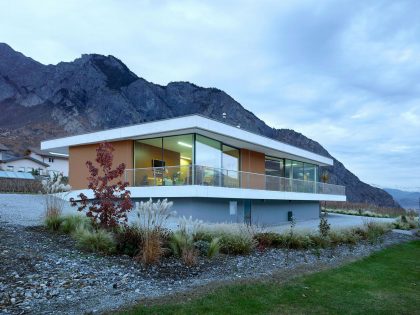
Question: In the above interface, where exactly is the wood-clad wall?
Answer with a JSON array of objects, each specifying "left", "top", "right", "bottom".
[
  {"left": 240, "top": 149, "right": 265, "bottom": 189},
  {"left": 69, "top": 140, "right": 134, "bottom": 189}
]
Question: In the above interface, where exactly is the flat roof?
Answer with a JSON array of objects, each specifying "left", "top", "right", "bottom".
[{"left": 41, "top": 114, "right": 333, "bottom": 166}]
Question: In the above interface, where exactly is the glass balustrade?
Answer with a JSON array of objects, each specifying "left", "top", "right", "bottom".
[{"left": 124, "top": 165, "right": 345, "bottom": 196}]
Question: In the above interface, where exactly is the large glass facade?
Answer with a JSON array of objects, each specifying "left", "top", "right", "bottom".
[{"left": 133, "top": 133, "right": 319, "bottom": 189}]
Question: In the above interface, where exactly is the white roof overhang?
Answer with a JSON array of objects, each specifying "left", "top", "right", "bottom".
[{"left": 41, "top": 115, "right": 333, "bottom": 166}]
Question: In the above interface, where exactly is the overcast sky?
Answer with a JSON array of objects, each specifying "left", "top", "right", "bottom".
[{"left": 1, "top": 0, "right": 419, "bottom": 190}]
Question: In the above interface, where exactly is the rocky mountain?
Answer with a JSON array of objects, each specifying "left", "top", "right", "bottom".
[
  {"left": 0, "top": 43, "right": 399, "bottom": 207},
  {"left": 384, "top": 188, "right": 419, "bottom": 210}
]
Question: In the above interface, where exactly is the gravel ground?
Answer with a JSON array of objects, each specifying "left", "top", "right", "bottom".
[{"left": 0, "top": 221, "right": 416, "bottom": 315}]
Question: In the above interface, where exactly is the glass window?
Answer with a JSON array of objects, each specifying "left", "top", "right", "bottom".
[
  {"left": 195, "top": 135, "right": 221, "bottom": 168},
  {"left": 284, "top": 159, "right": 292, "bottom": 179},
  {"left": 303, "top": 163, "right": 317, "bottom": 182},
  {"left": 265, "top": 157, "right": 284, "bottom": 177},
  {"left": 265, "top": 157, "right": 284, "bottom": 190},
  {"left": 222, "top": 145, "right": 239, "bottom": 187},
  {"left": 134, "top": 137, "right": 163, "bottom": 186},
  {"left": 222, "top": 145, "right": 239, "bottom": 171},
  {"left": 195, "top": 135, "right": 222, "bottom": 186},
  {"left": 292, "top": 161, "right": 304, "bottom": 180},
  {"left": 134, "top": 138, "right": 163, "bottom": 168},
  {"left": 163, "top": 134, "right": 193, "bottom": 185}
]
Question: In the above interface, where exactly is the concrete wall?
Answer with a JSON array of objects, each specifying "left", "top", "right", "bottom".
[
  {"left": 69, "top": 140, "right": 134, "bottom": 189},
  {"left": 132, "top": 197, "right": 320, "bottom": 225}
]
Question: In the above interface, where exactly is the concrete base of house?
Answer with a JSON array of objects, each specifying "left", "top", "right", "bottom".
[{"left": 132, "top": 197, "right": 321, "bottom": 226}]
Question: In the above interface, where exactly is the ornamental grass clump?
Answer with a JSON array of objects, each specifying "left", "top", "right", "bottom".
[
  {"left": 135, "top": 198, "right": 175, "bottom": 265},
  {"left": 73, "top": 226, "right": 116, "bottom": 254},
  {"left": 60, "top": 215, "right": 92, "bottom": 234},
  {"left": 170, "top": 216, "right": 202, "bottom": 266},
  {"left": 42, "top": 173, "right": 71, "bottom": 231},
  {"left": 195, "top": 223, "right": 256, "bottom": 255}
]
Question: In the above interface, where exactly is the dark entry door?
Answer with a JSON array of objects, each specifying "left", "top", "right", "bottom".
[{"left": 244, "top": 200, "right": 252, "bottom": 225}]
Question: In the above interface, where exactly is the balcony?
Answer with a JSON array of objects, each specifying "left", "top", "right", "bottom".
[{"left": 124, "top": 165, "right": 345, "bottom": 196}]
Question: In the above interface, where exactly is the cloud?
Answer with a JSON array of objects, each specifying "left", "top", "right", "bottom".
[{"left": 0, "top": 0, "right": 419, "bottom": 189}]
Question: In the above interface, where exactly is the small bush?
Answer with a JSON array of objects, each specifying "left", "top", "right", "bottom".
[
  {"left": 207, "top": 238, "right": 220, "bottom": 258},
  {"left": 319, "top": 216, "right": 331, "bottom": 238},
  {"left": 114, "top": 226, "right": 143, "bottom": 257},
  {"left": 196, "top": 224, "right": 256, "bottom": 255},
  {"left": 170, "top": 231, "right": 199, "bottom": 266},
  {"left": 308, "top": 234, "right": 329, "bottom": 248},
  {"left": 194, "top": 240, "right": 210, "bottom": 256},
  {"left": 254, "top": 232, "right": 286, "bottom": 249},
  {"left": 364, "top": 221, "right": 390, "bottom": 243},
  {"left": 44, "top": 214, "right": 63, "bottom": 232},
  {"left": 60, "top": 215, "right": 91, "bottom": 234},
  {"left": 73, "top": 226, "right": 116, "bottom": 254}
]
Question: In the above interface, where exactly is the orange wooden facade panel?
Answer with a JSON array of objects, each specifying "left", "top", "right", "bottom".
[
  {"left": 240, "top": 149, "right": 265, "bottom": 189},
  {"left": 69, "top": 140, "right": 134, "bottom": 189}
]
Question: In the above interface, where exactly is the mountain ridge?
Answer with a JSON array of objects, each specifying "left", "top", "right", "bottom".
[{"left": 0, "top": 43, "right": 399, "bottom": 207}]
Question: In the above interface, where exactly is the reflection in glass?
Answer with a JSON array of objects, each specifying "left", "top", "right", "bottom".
[
  {"left": 134, "top": 138, "right": 163, "bottom": 186},
  {"left": 195, "top": 135, "right": 222, "bottom": 186},
  {"left": 265, "top": 157, "right": 284, "bottom": 190},
  {"left": 163, "top": 134, "right": 193, "bottom": 185},
  {"left": 222, "top": 144, "right": 240, "bottom": 187}
]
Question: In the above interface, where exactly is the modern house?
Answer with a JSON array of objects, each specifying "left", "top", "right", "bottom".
[{"left": 41, "top": 115, "right": 346, "bottom": 224}]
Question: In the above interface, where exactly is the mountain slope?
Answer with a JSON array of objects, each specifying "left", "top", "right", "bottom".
[
  {"left": 385, "top": 188, "right": 419, "bottom": 210},
  {"left": 0, "top": 43, "right": 399, "bottom": 207}
]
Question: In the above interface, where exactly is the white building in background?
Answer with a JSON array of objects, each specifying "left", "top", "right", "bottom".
[
  {"left": 26, "top": 147, "right": 69, "bottom": 176},
  {"left": 0, "top": 145, "right": 69, "bottom": 176},
  {"left": 0, "top": 156, "right": 50, "bottom": 174}
]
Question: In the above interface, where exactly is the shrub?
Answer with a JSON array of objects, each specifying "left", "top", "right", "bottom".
[
  {"left": 60, "top": 215, "right": 91, "bottom": 234},
  {"left": 254, "top": 232, "right": 286, "bottom": 249},
  {"left": 194, "top": 240, "right": 210, "bottom": 256},
  {"left": 44, "top": 214, "right": 63, "bottom": 232},
  {"left": 319, "top": 216, "right": 331, "bottom": 238},
  {"left": 73, "top": 226, "right": 116, "bottom": 254},
  {"left": 207, "top": 237, "right": 220, "bottom": 258},
  {"left": 308, "top": 234, "right": 328, "bottom": 248},
  {"left": 70, "top": 142, "right": 133, "bottom": 229},
  {"left": 114, "top": 225, "right": 143, "bottom": 257}
]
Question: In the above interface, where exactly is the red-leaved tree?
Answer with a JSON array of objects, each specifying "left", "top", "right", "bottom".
[{"left": 70, "top": 142, "right": 133, "bottom": 228}]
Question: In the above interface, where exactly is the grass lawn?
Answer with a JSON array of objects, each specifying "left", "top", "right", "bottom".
[{"left": 122, "top": 240, "right": 420, "bottom": 315}]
